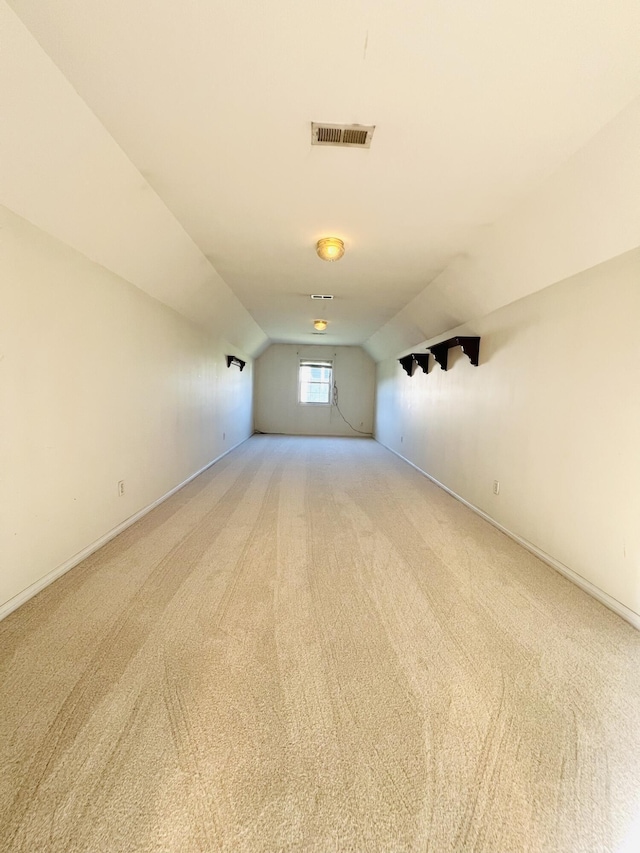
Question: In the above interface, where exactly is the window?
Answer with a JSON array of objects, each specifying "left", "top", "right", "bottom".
[{"left": 298, "top": 359, "right": 333, "bottom": 404}]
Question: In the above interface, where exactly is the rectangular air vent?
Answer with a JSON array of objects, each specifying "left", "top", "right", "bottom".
[
  {"left": 343, "top": 128, "right": 369, "bottom": 145},
  {"left": 310, "top": 294, "right": 334, "bottom": 300},
  {"left": 311, "top": 123, "right": 375, "bottom": 148},
  {"left": 317, "top": 126, "right": 342, "bottom": 144}
]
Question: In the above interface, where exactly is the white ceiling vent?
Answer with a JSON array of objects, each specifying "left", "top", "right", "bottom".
[
  {"left": 310, "top": 294, "right": 334, "bottom": 300},
  {"left": 311, "top": 123, "right": 375, "bottom": 149}
]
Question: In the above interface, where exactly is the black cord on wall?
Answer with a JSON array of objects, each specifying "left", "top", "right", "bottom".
[{"left": 332, "top": 382, "right": 373, "bottom": 436}]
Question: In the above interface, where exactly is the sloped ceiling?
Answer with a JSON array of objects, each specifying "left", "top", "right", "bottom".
[{"left": 4, "top": 0, "right": 640, "bottom": 358}]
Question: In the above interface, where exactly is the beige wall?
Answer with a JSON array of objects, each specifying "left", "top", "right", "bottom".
[
  {"left": 365, "top": 97, "right": 640, "bottom": 362},
  {"left": 1, "top": 207, "right": 254, "bottom": 614},
  {"left": 375, "top": 248, "right": 640, "bottom": 619},
  {"left": 255, "top": 344, "right": 375, "bottom": 436}
]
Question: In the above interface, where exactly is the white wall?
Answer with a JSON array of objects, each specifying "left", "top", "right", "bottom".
[
  {"left": 365, "top": 95, "right": 640, "bottom": 362},
  {"left": 255, "top": 344, "right": 375, "bottom": 436},
  {"left": 0, "top": 206, "right": 254, "bottom": 614},
  {"left": 0, "top": 2, "right": 268, "bottom": 357},
  {"left": 375, "top": 248, "right": 640, "bottom": 619}
]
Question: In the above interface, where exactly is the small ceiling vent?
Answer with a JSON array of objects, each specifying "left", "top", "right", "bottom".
[
  {"left": 310, "top": 294, "right": 334, "bottom": 300},
  {"left": 311, "top": 123, "right": 375, "bottom": 149}
]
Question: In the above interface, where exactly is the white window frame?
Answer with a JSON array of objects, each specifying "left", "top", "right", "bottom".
[{"left": 298, "top": 359, "right": 333, "bottom": 405}]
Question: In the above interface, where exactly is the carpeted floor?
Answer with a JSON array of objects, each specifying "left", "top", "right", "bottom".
[{"left": 1, "top": 435, "right": 640, "bottom": 852}]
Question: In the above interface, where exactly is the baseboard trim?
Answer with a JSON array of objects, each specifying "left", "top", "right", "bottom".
[
  {"left": 383, "top": 444, "right": 640, "bottom": 632},
  {"left": 0, "top": 438, "right": 250, "bottom": 623}
]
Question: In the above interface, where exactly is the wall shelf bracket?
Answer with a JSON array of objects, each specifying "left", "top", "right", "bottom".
[
  {"left": 398, "top": 353, "right": 430, "bottom": 376},
  {"left": 413, "top": 354, "right": 430, "bottom": 374},
  {"left": 226, "top": 355, "right": 246, "bottom": 371},
  {"left": 398, "top": 355, "right": 415, "bottom": 376},
  {"left": 428, "top": 336, "right": 480, "bottom": 371}
]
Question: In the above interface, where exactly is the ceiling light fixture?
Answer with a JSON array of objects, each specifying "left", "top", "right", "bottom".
[
  {"left": 316, "top": 237, "right": 345, "bottom": 262},
  {"left": 313, "top": 319, "right": 328, "bottom": 331}
]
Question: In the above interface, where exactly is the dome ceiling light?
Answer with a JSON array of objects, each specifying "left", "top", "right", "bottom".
[
  {"left": 313, "top": 319, "right": 328, "bottom": 331},
  {"left": 316, "top": 237, "right": 345, "bottom": 262}
]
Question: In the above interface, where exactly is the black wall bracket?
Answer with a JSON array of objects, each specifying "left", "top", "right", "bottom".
[
  {"left": 398, "top": 355, "right": 414, "bottom": 376},
  {"left": 226, "top": 355, "right": 246, "bottom": 371},
  {"left": 398, "top": 353, "right": 430, "bottom": 376},
  {"left": 428, "top": 336, "right": 480, "bottom": 371}
]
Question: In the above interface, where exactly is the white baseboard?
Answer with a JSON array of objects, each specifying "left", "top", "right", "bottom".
[
  {"left": 0, "top": 438, "right": 250, "bottom": 623},
  {"left": 383, "top": 445, "right": 640, "bottom": 632}
]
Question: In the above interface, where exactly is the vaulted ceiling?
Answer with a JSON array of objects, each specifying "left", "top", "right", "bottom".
[{"left": 4, "top": 1, "right": 640, "bottom": 358}]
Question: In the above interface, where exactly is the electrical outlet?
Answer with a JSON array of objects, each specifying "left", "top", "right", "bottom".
[
  {"left": 118, "top": 480, "right": 125, "bottom": 497},
  {"left": 493, "top": 480, "right": 500, "bottom": 495}
]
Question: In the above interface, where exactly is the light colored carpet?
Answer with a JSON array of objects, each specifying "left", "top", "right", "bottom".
[{"left": 1, "top": 435, "right": 640, "bottom": 852}]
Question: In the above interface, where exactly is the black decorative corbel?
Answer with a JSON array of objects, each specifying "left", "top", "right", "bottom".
[
  {"left": 428, "top": 336, "right": 480, "bottom": 371},
  {"left": 226, "top": 355, "right": 246, "bottom": 371},
  {"left": 429, "top": 342, "right": 450, "bottom": 371},
  {"left": 413, "top": 354, "right": 430, "bottom": 374},
  {"left": 398, "top": 353, "right": 431, "bottom": 376},
  {"left": 399, "top": 355, "right": 416, "bottom": 376}
]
